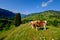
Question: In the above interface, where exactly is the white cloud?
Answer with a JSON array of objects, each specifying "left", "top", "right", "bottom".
[
  {"left": 48, "top": 0, "right": 53, "bottom": 3},
  {"left": 42, "top": 0, "right": 53, "bottom": 7},
  {"left": 42, "top": 2, "right": 48, "bottom": 7}
]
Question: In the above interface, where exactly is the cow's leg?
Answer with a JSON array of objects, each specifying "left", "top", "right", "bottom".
[
  {"left": 31, "top": 25, "right": 34, "bottom": 29},
  {"left": 43, "top": 24, "right": 46, "bottom": 30},
  {"left": 36, "top": 27, "right": 38, "bottom": 31}
]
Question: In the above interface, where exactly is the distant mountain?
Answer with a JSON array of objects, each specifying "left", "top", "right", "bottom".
[
  {"left": 21, "top": 14, "right": 26, "bottom": 18},
  {"left": 0, "top": 8, "right": 15, "bottom": 19}
]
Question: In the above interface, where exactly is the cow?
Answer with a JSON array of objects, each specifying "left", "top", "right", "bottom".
[{"left": 30, "top": 20, "right": 47, "bottom": 31}]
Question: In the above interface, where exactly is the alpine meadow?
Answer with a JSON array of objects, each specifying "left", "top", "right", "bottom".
[{"left": 0, "top": 0, "right": 60, "bottom": 40}]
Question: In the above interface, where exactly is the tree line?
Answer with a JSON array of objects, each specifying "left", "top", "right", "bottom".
[{"left": 0, "top": 13, "right": 22, "bottom": 30}]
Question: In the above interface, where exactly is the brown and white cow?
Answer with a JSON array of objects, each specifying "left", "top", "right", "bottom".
[{"left": 30, "top": 20, "right": 47, "bottom": 31}]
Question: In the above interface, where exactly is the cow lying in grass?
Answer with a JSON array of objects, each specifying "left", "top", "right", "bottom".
[{"left": 30, "top": 20, "right": 47, "bottom": 31}]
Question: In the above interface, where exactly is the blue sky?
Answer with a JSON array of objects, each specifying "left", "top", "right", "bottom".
[{"left": 0, "top": 0, "right": 60, "bottom": 14}]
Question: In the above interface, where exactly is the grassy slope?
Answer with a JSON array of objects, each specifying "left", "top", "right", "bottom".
[{"left": 0, "top": 23, "right": 60, "bottom": 40}]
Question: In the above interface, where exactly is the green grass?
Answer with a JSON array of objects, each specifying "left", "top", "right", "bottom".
[{"left": 0, "top": 23, "right": 60, "bottom": 40}]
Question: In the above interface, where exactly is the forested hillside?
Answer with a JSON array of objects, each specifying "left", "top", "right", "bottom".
[{"left": 22, "top": 10, "right": 60, "bottom": 26}]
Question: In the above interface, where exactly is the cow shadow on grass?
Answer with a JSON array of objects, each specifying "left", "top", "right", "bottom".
[{"left": 38, "top": 28, "right": 48, "bottom": 30}]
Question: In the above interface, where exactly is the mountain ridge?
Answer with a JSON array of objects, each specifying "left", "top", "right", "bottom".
[
  {"left": 22, "top": 10, "right": 60, "bottom": 25},
  {"left": 0, "top": 8, "right": 15, "bottom": 19}
]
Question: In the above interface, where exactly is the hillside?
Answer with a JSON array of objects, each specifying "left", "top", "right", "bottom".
[
  {"left": 0, "top": 8, "right": 15, "bottom": 19},
  {"left": 22, "top": 10, "right": 60, "bottom": 26},
  {"left": 22, "top": 10, "right": 60, "bottom": 21},
  {"left": 0, "top": 8, "right": 27, "bottom": 19},
  {"left": 0, "top": 8, "right": 25, "bottom": 31},
  {"left": 0, "top": 23, "right": 60, "bottom": 40}
]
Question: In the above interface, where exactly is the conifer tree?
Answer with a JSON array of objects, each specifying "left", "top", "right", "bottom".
[{"left": 14, "top": 13, "right": 21, "bottom": 26}]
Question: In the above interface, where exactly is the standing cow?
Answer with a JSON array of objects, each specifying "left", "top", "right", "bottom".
[{"left": 30, "top": 20, "right": 47, "bottom": 31}]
